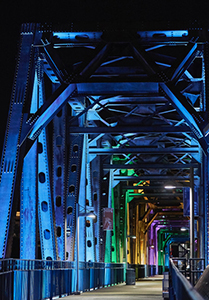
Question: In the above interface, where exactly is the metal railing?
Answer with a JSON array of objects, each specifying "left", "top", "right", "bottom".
[
  {"left": 0, "top": 259, "right": 125, "bottom": 300},
  {"left": 169, "top": 259, "right": 204, "bottom": 300},
  {"left": 171, "top": 257, "right": 205, "bottom": 285},
  {"left": 128, "top": 263, "right": 160, "bottom": 279}
]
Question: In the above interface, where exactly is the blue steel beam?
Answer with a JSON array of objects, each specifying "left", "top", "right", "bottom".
[
  {"left": 66, "top": 135, "right": 84, "bottom": 261},
  {"left": 37, "top": 69, "right": 57, "bottom": 260},
  {"left": 41, "top": 43, "right": 69, "bottom": 83},
  {"left": 89, "top": 147, "right": 199, "bottom": 154},
  {"left": 21, "top": 43, "right": 113, "bottom": 149},
  {"left": 1, "top": 25, "right": 207, "bottom": 265},
  {"left": 27, "top": 83, "right": 77, "bottom": 141},
  {"left": 68, "top": 125, "right": 192, "bottom": 134},
  {"left": 86, "top": 161, "right": 96, "bottom": 262},
  {"left": 78, "top": 135, "right": 88, "bottom": 263},
  {"left": 20, "top": 142, "right": 37, "bottom": 259},
  {"left": 169, "top": 42, "right": 198, "bottom": 83},
  {"left": 91, "top": 156, "right": 102, "bottom": 262},
  {"left": 202, "top": 44, "right": 209, "bottom": 263},
  {"left": 52, "top": 105, "right": 66, "bottom": 260},
  {"left": 20, "top": 71, "right": 39, "bottom": 259},
  {"left": 130, "top": 42, "right": 208, "bottom": 152},
  {"left": 79, "top": 43, "right": 112, "bottom": 80},
  {"left": 77, "top": 82, "right": 159, "bottom": 95},
  {"left": 0, "top": 26, "right": 36, "bottom": 258},
  {"left": 160, "top": 83, "right": 204, "bottom": 140}
]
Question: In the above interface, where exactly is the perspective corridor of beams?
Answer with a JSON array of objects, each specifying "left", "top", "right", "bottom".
[{"left": 0, "top": 23, "right": 208, "bottom": 265}]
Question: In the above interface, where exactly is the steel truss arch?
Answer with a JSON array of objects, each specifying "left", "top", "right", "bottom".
[{"left": 1, "top": 23, "right": 209, "bottom": 265}]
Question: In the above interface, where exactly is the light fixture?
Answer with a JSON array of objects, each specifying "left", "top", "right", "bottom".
[
  {"left": 127, "top": 235, "right": 136, "bottom": 239},
  {"left": 164, "top": 183, "right": 176, "bottom": 189},
  {"left": 180, "top": 227, "right": 188, "bottom": 232}
]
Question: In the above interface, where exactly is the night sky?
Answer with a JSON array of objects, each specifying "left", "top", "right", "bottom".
[{"left": 1, "top": 0, "right": 208, "bottom": 152}]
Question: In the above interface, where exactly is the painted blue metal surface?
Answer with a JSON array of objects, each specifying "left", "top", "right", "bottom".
[
  {"left": 90, "top": 155, "right": 102, "bottom": 262},
  {"left": 28, "top": 83, "right": 76, "bottom": 141},
  {"left": 37, "top": 68, "right": 57, "bottom": 260},
  {"left": 86, "top": 156, "right": 96, "bottom": 262},
  {"left": 1, "top": 24, "right": 209, "bottom": 280},
  {"left": 53, "top": 105, "right": 66, "bottom": 260},
  {"left": 66, "top": 135, "right": 84, "bottom": 261},
  {"left": 0, "top": 28, "right": 36, "bottom": 258},
  {"left": 20, "top": 142, "right": 37, "bottom": 259},
  {"left": 20, "top": 71, "right": 39, "bottom": 259},
  {"left": 0, "top": 259, "right": 125, "bottom": 299},
  {"left": 78, "top": 136, "right": 87, "bottom": 263}
]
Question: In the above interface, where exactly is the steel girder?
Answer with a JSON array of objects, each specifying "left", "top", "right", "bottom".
[
  {"left": 20, "top": 70, "right": 39, "bottom": 259},
  {"left": 1, "top": 23, "right": 209, "bottom": 264},
  {"left": 202, "top": 44, "right": 209, "bottom": 264},
  {"left": 20, "top": 142, "right": 37, "bottom": 259},
  {"left": 37, "top": 64, "right": 57, "bottom": 260},
  {"left": 66, "top": 135, "right": 83, "bottom": 261},
  {"left": 52, "top": 105, "right": 66, "bottom": 260},
  {"left": 0, "top": 25, "right": 37, "bottom": 258}
]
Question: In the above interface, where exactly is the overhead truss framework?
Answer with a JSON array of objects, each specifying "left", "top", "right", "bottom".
[{"left": 0, "top": 23, "right": 209, "bottom": 262}]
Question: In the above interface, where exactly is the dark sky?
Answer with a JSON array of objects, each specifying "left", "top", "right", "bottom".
[{"left": 1, "top": 0, "right": 208, "bottom": 149}]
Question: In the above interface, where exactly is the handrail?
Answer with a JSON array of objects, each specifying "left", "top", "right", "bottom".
[
  {"left": 0, "top": 259, "right": 125, "bottom": 299},
  {"left": 170, "top": 259, "right": 204, "bottom": 300}
]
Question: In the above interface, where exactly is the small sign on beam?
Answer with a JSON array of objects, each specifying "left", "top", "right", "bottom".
[{"left": 103, "top": 208, "right": 113, "bottom": 230}]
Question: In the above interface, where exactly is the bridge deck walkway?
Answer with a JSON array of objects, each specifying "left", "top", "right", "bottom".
[{"left": 64, "top": 275, "right": 163, "bottom": 300}]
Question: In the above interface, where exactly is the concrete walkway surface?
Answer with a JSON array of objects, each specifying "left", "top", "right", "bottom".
[{"left": 62, "top": 277, "right": 163, "bottom": 300}]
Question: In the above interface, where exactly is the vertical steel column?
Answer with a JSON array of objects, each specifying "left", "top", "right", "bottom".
[
  {"left": 78, "top": 134, "right": 86, "bottom": 262},
  {"left": 190, "top": 167, "right": 195, "bottom": 259},
  {"left": 76, "top": 202, "right": 80, "bottom": 293},
  {"left": 126, "top": 192, "right": 130, "bottom": 264},
  {"left": 203, "top": 43, "right": 209, "bottom": 263},
  {"left": 20, "top": 142, "right": 37, "bottom": 259},
  {"left": 66, "top": 135, "right": 83, "bottom": 261},
  {"left": 104, "top": 168, "right": 113, "bottom": 262},
  {"left": 20, "top": 70, "right": 38, "bottom": 259},
  {"left": 0, "top": 25, "right": 36, "bottom": 258},
  {"left": 86, "top": 147, "right": 95, "bottom": 262},
  {"left": 53, "top": 104, "right": 66, "bottom": 260},
  {"left": 91, "top": 155, "right": 101, "bottom": 262},
  {"left": 111, "top": 187, "right": 117, "bottom": 263},
  {"left": 37, "top": 61, "right": 57, "bottom": 260}
]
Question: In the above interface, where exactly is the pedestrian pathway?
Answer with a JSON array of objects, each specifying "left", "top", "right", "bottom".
[{"left": 63, "top": 276, "right": 163, "bottom": 300}]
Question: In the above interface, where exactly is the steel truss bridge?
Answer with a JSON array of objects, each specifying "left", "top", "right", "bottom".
[{"left": 1, "top": 23, "right": 209, "bottom": 278}]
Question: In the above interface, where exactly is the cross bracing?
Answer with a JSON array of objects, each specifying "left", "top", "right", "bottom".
[{"left": 0, "top": 23, "right": 209, "bottom": 266}]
